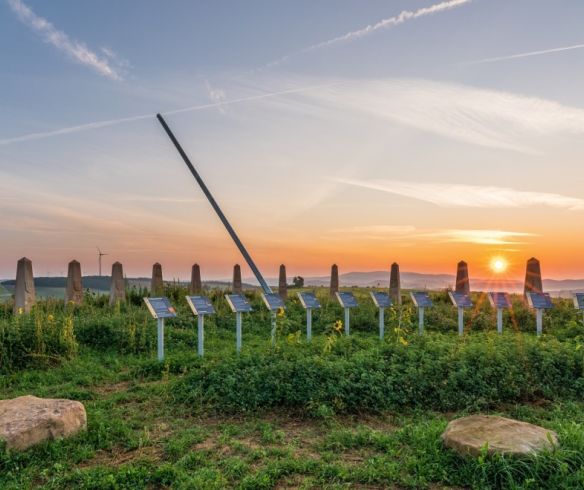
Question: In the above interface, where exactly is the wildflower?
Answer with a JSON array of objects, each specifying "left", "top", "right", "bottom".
[
  {"left": 18, "top": 307, "right": 24, "bottom": 315},
  {"left": 399, "top": 337, "right": 409, "bottom": 347},
  {"left": 334, "top": 320, "right": 343, "bottom": 332},
  {"left": 277, "top": 307, "right": 285, "bottom": 318},
  {"left": 48, "top": 314, "right": 54, "bottom": 322}
]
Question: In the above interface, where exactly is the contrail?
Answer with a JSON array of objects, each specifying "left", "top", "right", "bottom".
[
  {"left": 265, "top": 0, "right": 472, "bottom": 68},
  {"left": 6, "top": 0, "right": 123, "bottom": 80},
  {"left": 0, "top": 82, "right": 341, "bottom": 146},
  {"left": 464, "top": 43, "right": 584, "bottom": 65}
]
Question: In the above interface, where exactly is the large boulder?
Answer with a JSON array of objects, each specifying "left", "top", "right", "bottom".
[
  {"left": 442, "top": 415, "right": 558, "bottom": 457},
  {"left": 0, "top": 395, "right": 87, "bottom": 451}
]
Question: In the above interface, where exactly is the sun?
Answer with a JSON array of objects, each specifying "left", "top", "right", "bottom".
[{"left": 490, "top": 257, "right": 508, "bottom": 274}]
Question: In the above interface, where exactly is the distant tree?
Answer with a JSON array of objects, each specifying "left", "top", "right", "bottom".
[{"left": 292, "top": 276, "right": 304, "bottom": 288}]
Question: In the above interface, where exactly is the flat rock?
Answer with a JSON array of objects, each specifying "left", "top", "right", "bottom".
[
  {"left": 442, "top": 415, "right": 558, "bottom": 457},
  {"left": 0, "top": 395, "right": 87, "bottom": 451}
]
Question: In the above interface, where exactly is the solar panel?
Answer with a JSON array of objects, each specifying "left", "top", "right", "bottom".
[
  {"left": 261, "top": 292, "right": 286, "bottom": 311},
  {"left": 448, "top": 291, "right": 473, "bottom": 309},
  {"left": 410, "top": 291, "right": 433, "bottom": 308},
  {"left": 526, "top": 292, "right": 553, "bottom": 310},
  {"left": 186, "top": 295, "right": 216, "bottom": 315},
  {"left": 297, "top": 292, "right": 321, "bottom": 309},
  {"left": 370, "top": 291, "right": 392, "bottom": 308},
  {"left": 488, "top": 292, "right": 512, "bottom": 309},
  {"left": 144, "top": 297, "right": 177, "bottom": 319},
  {"left": 225, "top": 294, "right": 253, "bottom": 313},
  {"left": 573, "top": 293, "right": 584, "bottom": 310},
  {"left": 336, "top": 291, "right": 359, "bottom": 308}
]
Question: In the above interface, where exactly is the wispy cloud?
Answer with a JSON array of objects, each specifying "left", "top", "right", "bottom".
[
  {"left": 7, "top": 0, "right": 125, "bottom": 80},
  {"left": 464, "top": 43, "right": 584, "bottom": 65},
  {"left": 305, "top": 78, "right": 584, "bottom": 153},
  {"left": 335, "top": 178, "right": 584, "bottom": 211},
  {"left": 419, "top": 229, "right": 538, "bottom": 245},
  {"left": 266, "top": 0, "right": 471, "bottom": 68}
]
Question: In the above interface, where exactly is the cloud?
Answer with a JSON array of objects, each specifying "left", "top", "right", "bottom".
[
  {"left": 335, "top": 178, "right": 584, "bottom": 211},
  {"left": 7, "top": 0, "right": 125, "bottom": 80},
  {"left": 303, "top": 78, "right": 584, "bottom": 153},
  {"left": 464, "top": 43, "right": 584, "bottom": 65},
  {"left": 419, "top": 229, "right": 538, "bottom": 245},
  {"left": 265, "top": 0, "right": 471, "bottom": 68}
]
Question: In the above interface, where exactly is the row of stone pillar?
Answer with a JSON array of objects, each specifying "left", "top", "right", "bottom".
[{"left": 9, "top": 256, "right": 545, "bottom": 314}]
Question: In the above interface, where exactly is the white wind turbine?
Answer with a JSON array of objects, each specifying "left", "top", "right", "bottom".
[{"left": 97, "top": 247, "right": 108, "bottom": 277}]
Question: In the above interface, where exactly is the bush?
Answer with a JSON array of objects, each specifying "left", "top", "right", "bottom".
[{"left": 171, "top": 333, "right": 584, "bottom": 414}]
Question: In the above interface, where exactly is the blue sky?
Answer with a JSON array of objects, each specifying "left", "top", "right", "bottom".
[{"left": 2, "top": 0, "right": 584, "bottom": 280}]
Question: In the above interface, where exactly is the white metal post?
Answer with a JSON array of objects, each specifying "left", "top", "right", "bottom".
[
  {"left": 458, "top": 307, "right": 464, "bottom": 336},
  {"left": 236, "top": 312, "right": 242, "bottom": 352},
  {"left": 197, "top": 314, "right": 204, "bottom": 357},
  {"left": 306, "top": 308, "right": 312, "bottom": 341},
  {"left": 418, "top": 307, "right": 424, "bottom": 336},
  {"left": 344, "top": 307, "right": 350, "bottom": 336},
  {"left": 271, "top": 310, "right": 277, "bottom": 346},
  {"left": 536, "top": 309, "right": 543, "bottom": 336},
  {"left": 497, "top": 308, "right": 503, "bottom": 334},
  {"left": 157, "top": 318, "right": 164, "bottom": 361},
  {"left": 379, "top": 307, "right": 385, "bottom": 340}
]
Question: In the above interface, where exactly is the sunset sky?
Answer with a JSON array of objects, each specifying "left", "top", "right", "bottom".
[{"left": 2, "top": 0, "right": 584, "bottom": 281}]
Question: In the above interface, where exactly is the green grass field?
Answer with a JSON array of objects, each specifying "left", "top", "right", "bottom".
[{"left": 1, "top": 287, "right": 583, "bottom": 489}]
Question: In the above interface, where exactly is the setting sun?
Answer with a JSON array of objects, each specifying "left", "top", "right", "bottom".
[{"left": 490, "top": 257, "right": 508, "bottom": 274}]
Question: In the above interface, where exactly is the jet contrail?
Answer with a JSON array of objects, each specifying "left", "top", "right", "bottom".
[
  {"left": 264, "top": 0, "right": 472, "bottom": 68},
  {"left": 464, "top": 43, "right": 584, "bottom": 65},
  {"left": 0, "top": 82, "right": 341, "bottom": 146}
]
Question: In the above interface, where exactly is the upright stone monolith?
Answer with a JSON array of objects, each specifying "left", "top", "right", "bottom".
[
  {"left": 14, "top": 257, "right": 35, "bottom": 314},
  {"left": 109, "top": 262, "right": 126, "bottom": 306},
  {"left": 330, "top": 264, "right": 339, "bottom": 297},
  {"left": 278, "top": 264, "right": 287, "bottom": 299},
  {"left": 151, "top": 263, "right": 163, "bottom": 296},
  {"left": 233, "top": 264, "right": 242, "bottom": 294},
  {"left": 455, "top": 261, "right": 470, "bottom": 295},
  {"left": 389, "top": 262, "right": 402, "bottom": 305},
  {"left": 66, "top": 260, "right": 83, "bottom": 304},
  {"left": 524, "top": 257, "right": 543, "bottom": 295},
  {"left": 190, "top": 264, "right": 202, "bottom": 294}
]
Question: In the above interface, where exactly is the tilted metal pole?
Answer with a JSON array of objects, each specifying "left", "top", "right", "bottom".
[{"left": 157, "top": 113, "right": 272, "bottom": 295}]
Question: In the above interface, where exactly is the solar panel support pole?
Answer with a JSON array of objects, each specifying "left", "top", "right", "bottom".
[
  {"left": 236, "top": 312, "right": 242, "bottom": 352},
  {"left": 458, "top": 307, "right": 464, "bottom": 336},
  {"left": 271, "top": 311, "right": 276, "bottom": 346},
  {"left": 157, "top": 114, "right": 272, "bottom": 295},
  {"left": 497, "top": 308, "right": 503, "bottom": 334},
  {"left": 157, "top": 318, "right": 164, "bottom": 361},
  {"left": 378, "top": 307, "right": 385, "bottom": 340},
  {"left": 344, "top": 308, "right": 350, "bottom": 336},
  {"left": 197, "top": 315, "right": 204, "bottom": 357},
  {"left": 418, "top": 307, "right": 424, "bottom": 336},
  {"left": 306, "top": 308, "right": 312, "bottom": 341},
  {"left": 536, "top": 309, "right": 543, "bottom": 336}
]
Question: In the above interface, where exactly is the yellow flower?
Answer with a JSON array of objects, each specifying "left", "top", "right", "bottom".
[
  {"left": 277, "top": 307, "right": 285, "bottom": 318},
  {"left": 48, "top": 314, "right": 54, "bottom": 321},
  {"left": 18, "top": 307, "right": 24, "bottom": 315},
  {"left": 334, "top": 320, "right": 343, "bottom": 332},
  {"left": 399, "top": 337, "right": 409, "bottom": 347}
]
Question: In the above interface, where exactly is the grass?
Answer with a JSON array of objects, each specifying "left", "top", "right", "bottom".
[{"left": 1, "top": 287, "right": 584, "bottom": 488}]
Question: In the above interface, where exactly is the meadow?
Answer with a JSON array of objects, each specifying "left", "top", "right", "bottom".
[{"left": 1, "top": 286, "right": 583, "bottom": 489}]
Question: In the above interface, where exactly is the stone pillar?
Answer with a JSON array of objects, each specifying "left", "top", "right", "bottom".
[
  {"left": 278, "top": 264, "right": 287, "bottom": 299},
  {"left": 14, "top": 257, "right": 35, "bottom": 314},
  {"left": 66, "top": 260, "right": 83, "bottom": 304},
  {"left": 151, "top": 263, "right": 163, "bottom": 296},
  {"left": 330, "top": 264, "right": 339, "bottom": 297},
  {"left": 389, "top": 262, "right": 401, "bottom": 305},
  {"left": 455, "top": 261, "right": 470, "bottom": 295},
  {"left": 190, "top": 263, "right": 202, "bottom": 294},
  {"left": 233, "top": 264, "right": 242, "bottom": 294},
  {"left": 524, "top": 257, "right": 543, "bottom": 295},
  {"left": 109, "top": 262, "right": 126, "bottom": 306}
]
